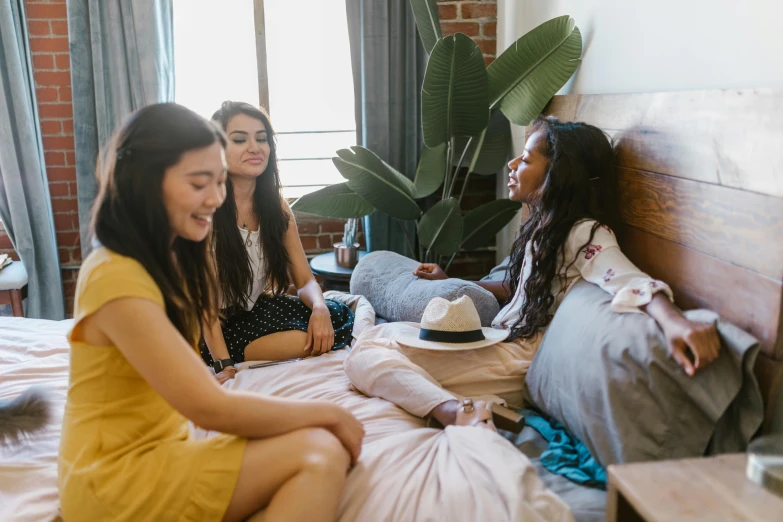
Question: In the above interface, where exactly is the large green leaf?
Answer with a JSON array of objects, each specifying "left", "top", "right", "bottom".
[
  {"left": 413, "top": 143, "right": 447, "bottom": 198},
  {"left": 487, "top": 16, "right": 582, "bottom": 126},
  {"left": 461, "top": 199, "right": 522, "bottom": 250},
  {"left": 409, "top": 0, "right": 441, "bottom": 54},
  {"left": 422, "top": 34, "right": 489, "bottom": 148},
  {"left": 333, "top": 146, "right": 421, "bottom": 220},
  {"left": 418, "top": 198, "right": 463, "bottom": 256},
  {"left": 453, "top": 109, "right": 511, "bottom": 175},
  {"left": 290, "top": 183, "right": 375, "bottom": 218}
]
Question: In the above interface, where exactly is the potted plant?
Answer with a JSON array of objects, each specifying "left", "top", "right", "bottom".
[{"left": 292, "top": 2, "right": 582, "bottom": 268}]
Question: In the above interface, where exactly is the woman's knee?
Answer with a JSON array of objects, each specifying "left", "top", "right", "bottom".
[{"left": 295, "top": 428, "right": 350, "bottom": 474}]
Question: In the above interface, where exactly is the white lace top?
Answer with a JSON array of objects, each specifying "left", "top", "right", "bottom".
[{"left": 492, "top": 219, "right": 673, "bottom": 330}]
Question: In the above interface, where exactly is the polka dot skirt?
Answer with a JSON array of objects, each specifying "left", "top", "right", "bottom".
[{"left": 200, "top": 295, "right": 355, "bottom": 364}]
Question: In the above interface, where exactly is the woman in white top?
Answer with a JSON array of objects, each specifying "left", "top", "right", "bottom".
[
  {"left": 347, "top": 117, "right": 721, "bottom": 428},
  {"left": 200, "top": 102, "right": 354, "bottom": 382}
]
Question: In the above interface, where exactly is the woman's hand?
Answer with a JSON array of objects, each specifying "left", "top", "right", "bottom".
[
  {"left": 215, "top": 366, "right": 236, "bottom": 385},
  {"left": 323, "top": 404, "right": 365, "bottom": 465},
  {"left": 413, "top": 263, "right": 448, "bottom": 280},
  {"left": 305, "top": 304, "right": 334, "bottom": 356},
  {"left": 663, "top": 319, "right": 721, "bottom": 376}
]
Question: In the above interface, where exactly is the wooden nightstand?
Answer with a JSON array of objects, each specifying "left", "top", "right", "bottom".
[{"left": 606, "top": 454, "right": 783, "bottom": 521}]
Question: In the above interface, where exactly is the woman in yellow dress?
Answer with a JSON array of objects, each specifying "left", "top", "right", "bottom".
[{"left": 58, "top": 103, "right": 364, "bottom": 521}]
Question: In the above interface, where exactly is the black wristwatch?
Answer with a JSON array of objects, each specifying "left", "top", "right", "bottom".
[{"left": 212, "top": 358, "right": 234, "bottom": 372}]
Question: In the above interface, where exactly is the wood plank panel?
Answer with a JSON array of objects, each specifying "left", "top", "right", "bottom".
[
  {"left": 544, "top": 90, "right": 783, "bottom": 197},
  {"left": 754, "top": 352, "right": 783, "bottom": 433},
  {"left": 616, "top": 168, "right": 783, "bottom": 280},
  {"left": 616, "top": 225, "right": 782, "bottom": 357}
]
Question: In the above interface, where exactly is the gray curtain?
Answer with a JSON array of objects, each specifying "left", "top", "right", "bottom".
[
  {"left": 346, "top": 0, "right": 426, "bottom": 257},
  {"left": 68, "top": 0, "right": 175, "bottom": 255},
  {"left": 0, "top": 0, "right": 65, "bottom": 319}
]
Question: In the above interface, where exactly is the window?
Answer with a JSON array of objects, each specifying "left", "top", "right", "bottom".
[{"left": 173, "top": 0, "right": 356, "bottom": 197}]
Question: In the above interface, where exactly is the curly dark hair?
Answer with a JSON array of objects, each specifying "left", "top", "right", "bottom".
[
  {"left": 505, "top": 116, "right": 617, "bottom": 341},
  {"left": 210, "top": 101, "right": 291, "bottom": 315}
]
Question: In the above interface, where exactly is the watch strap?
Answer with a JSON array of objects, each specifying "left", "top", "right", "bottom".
[{"left": 212, "top": 358, "right": 234, "bottom": 372}]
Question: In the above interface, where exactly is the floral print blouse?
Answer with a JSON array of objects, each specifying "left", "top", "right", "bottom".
[{"left": 492, "top": 219, "right": 673, "bottom": 330}]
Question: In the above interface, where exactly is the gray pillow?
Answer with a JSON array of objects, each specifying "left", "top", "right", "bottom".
[
  {"left": 525, "top": 280, "right": 764, "bottom": 468},
  {"left": 349, "top": 251, "right": 500, "bottom": 326}
]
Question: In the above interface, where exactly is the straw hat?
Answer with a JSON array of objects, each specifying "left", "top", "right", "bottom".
[{"left": 396, "top": 296, "right": 509, "bottom": 351}]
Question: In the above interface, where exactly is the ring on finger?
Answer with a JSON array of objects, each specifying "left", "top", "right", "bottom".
[{"left": 462, "top": 398, "right": 474, "bottom": 413}]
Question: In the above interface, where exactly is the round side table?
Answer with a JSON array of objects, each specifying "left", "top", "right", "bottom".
[{"left": 309, "top": 251, "right": 367, "bottom": 292}]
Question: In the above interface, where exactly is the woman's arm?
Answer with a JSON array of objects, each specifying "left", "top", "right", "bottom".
[
  {"left": 642, "top": 293, "right": 720, "bottom": 376},
  {"left": 412, "top": 263, "right": 510, "bottom": 303},
  {"left": 202, "top": 316, "right": 236, "bottom": 383},
  {"left": 282, "top": 201, "right": 334, "bottom": 355},
  {"left": 572, "top": 223, "right": 721, "bottom": 375},
  {"left": 88, "top": 297, "right": 363, "bottom": 459}
]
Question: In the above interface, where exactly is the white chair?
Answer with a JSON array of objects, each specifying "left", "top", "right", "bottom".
[{"left": 0, "top": 261, "right": 28, "bottom": 316}]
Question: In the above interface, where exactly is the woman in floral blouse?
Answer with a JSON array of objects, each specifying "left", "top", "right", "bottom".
[{"left": 346, "top": 117, "right": 721, "bottom": 429}]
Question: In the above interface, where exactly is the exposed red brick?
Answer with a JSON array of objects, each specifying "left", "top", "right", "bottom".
[
  {"left": 296, "top": 221, "right": 318, "bottom": 234},
  {"left": 484, "top": 56, "right": 495, "bottom": 67},
  {"left": 29, "top": 37, "right": 69, "bottom": 53},
  {"left": 440, "top": 22, "right": 480, "bottom": 37},
  {"left": 27, "top": 20, "right": 51, "bottom": 36},
  {"left": 53, "top": 212, "right": 77, "bottom": 232},
  {"left": 461, "top": 3, "right": 496, "bottom": 19},
  {"left": 438, "top": 4, "right": 457, "bottom": 20},
  {"left": 44, "top": 151, "right": 66, "bottom": 167},
  {"left": 61, "top": 119, "right": 73, "bottom": 134},
  {"left": 317, "top": 235, "right": 334, "bottom": 250},
  {"left": 65, "top": 151, "right": 76, "bottom": 166},
  {"left": 59, "top": 86, "right": 72, "bottom": 101},
  {"left": 38, "top": 103, "right": 72, "bottom": 118},
  {"left": 42, "top": 135, "right": 74, "bottom": 151},
  {"left": 51, "top": 197, "right": 78, "bottom": 213},
  {"left": 300, "top": 236, "right": 317, "bottom": 251},
  {"left": 36, "top": 86, "right": 58, "bottom": 102},
  {"left": 46, "top": 166, "right": 76, "bottom": 181},
  {"left": 56, "top": 230, "right": 80, "bottom": 247},
  {"left": 33, "top": 70, "right": 71, "bottom": 86},
  {"left": 32, "top": 54, "right": 54, "bottom": 69},
  {"left": 49, "top": 182, "right": 70, "bottom": 197},
  {"left": 24, "top": 3, "right": 67, "bottom": 20},
  {"left": 474, "top": 38, "right": 496, "bottom": 55},
  {"left": 50, "top": 20, "right": 69, "bottom": 35},
  {"left": 319, "top": 220, "right": 347, "bottom": 234},
  {"left": 483, "top": 21, "right": 497, "bottom": 37},
  {"left": 0, "top": 234, "right": 13, "bottom": 249},
  {"left": 54, "top": 54, "right": 70, "bottom": 69}
]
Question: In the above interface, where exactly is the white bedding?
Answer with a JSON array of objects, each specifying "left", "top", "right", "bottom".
[{"left": 0, "top": 294, "right": 573, "bottom": 522}]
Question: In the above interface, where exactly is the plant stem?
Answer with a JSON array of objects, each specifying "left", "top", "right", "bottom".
[
  {"left": 458, "top": 170, "right": 472, "bottom": 203},
  {"left": 444, "top": 251, "right": 458, "bottom": 272},
  {"left": 396, "top": 219, "right": 417, "bottom": 259},
  {"left": 443, "top": 137, "right": 455, "bottom": 200},
  {"left": 450, "top": 138, "right": 472, "bottom": 197}
]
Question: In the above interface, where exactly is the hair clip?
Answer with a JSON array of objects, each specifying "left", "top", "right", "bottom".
[
  {"left": 588, "top": 177, "right": 599, "bottom": 182},
  {"left": 116, "top": 147, "right": 133, "bottom": 160}
]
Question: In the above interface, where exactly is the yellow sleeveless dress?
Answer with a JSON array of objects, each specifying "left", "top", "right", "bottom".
[{"left": 58, "top": 248, "right": 247, "bottom": 521}]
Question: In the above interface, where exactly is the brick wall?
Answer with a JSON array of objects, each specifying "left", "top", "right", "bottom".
[
  {"left": 439, "top": 0, "right": 499, "bottom": 279},
  {"left": 4, "top": 0, "right": 498, "bottom": 316}
]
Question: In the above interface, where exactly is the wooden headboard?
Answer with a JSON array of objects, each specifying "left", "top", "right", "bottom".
[{"left": 543, "top": 89, "right": 783, "bottom": 431}]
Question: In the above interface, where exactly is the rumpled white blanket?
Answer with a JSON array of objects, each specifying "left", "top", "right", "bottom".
[{"left": 0, "top": 293, "right": 572, "bottom": 522}]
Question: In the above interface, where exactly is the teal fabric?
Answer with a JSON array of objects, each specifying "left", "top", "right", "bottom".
[
  {"left": 346, "top": 0, "right": 425, "bottom": 256},
  {"left": 522, "top": 409, "right": 607, "bottom": 489},
  {"left": 0, "top": 0, "right": 64, "bottom": 319},
  {"left": 67, "top": 0, "right": 175, "bottom": 256}
]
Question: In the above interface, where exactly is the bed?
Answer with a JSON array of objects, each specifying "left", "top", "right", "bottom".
[{"left": 1, "top": 88, "right": 782, "bottom": 521}]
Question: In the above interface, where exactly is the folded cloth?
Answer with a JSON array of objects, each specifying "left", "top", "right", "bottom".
[{"left": 522, "top": 409, "right": 607, "bottom": 489}]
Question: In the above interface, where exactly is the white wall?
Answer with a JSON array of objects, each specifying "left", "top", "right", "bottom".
[
  {"left": 498, "top": 0, "right": 783, "bottom": 95},
  {"left": 497, "top": 0, "right": 783, "bottom": 258}
]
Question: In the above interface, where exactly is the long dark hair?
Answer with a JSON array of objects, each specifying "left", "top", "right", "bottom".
[
  {"left": 505, "top": 116, "right": 616, "bottom": 340},
  {"left": 211, "top": 101, "right": 290, "bottom": 314},
  {"left": 91, "top": 103, "right": 227, "bottom": 343}
]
